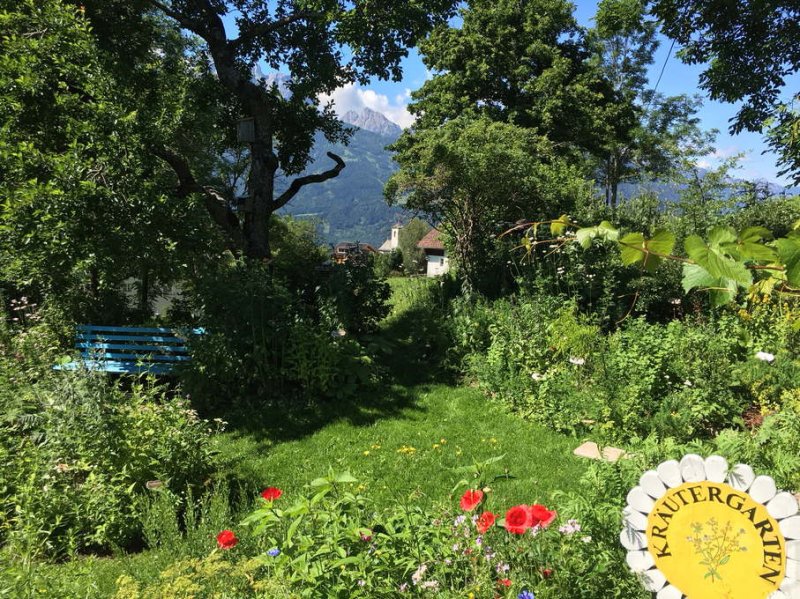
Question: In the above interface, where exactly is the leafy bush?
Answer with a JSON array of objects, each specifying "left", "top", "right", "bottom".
[
  {"left": 181, "top": 261, "right": 380, "bottom": 408},
  {"left": 0, "top": 369, "right": 221, "bottom": 558},
  {"left": 460, "top": 291, "right": 800, "bottom": 443},
  {"left": 715, "top": 391, "right": 800, "bottom": 493},
  {"left": 373, "top": 250, "right": 403, "bottom": 278},
  {"left": 322, "top": 253, "right": 391, "bottom": 338}
]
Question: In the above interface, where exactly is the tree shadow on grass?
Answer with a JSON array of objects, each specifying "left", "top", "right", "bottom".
[{"left": 217, "top": 291, "right": 457, "bottom": 446}]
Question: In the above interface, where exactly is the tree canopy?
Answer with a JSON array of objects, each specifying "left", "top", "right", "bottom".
[
  {"left": 75, "top": 0, "right": 459, "bottom": 259},
  {"left": 408, "top": 0, "right": 617, "bottom": 156},
  {"left": 0, "top": 0, "right": 214, "bottom": 318},
  {"left": 387, "top": 117, "right": 591, "bottom": 292},
  {"left": 651, "top": 0, "right": 800, "bottom": 183}
]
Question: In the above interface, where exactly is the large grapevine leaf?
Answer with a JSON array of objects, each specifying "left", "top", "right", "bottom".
[
  {"left": 775, "top": 235, "right": 800, "bottom": 287},
  {"left": 684, "top": 235, "right": 752, "bottom": 287},
  {"left": 707, "top": 226, "right": 737, "bottom": 247},
  {"left": 619, "top": 232, "right": 645, "bottom": 266},
  {"left": 550, "top": 214, "right": 570, "bottom": 236},
  {"left": 575, "top": 221, "right": 619, "bottom": 249},
  {"left": 619, "top": 230, "right": 675, "bottom": 272},
  {"left": 735, "top": 226, "right": 777, "bottom": 262},
  {"left": 682, "top": 264, "right": 738, "bottom": 306}
]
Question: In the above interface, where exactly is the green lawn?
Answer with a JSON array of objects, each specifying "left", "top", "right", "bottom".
[
  {"left": 217, "top": 381, "right": 586, "bottom": 510},
  {"left": 22, "top": 276, "right": 586, "bottom": 597}
]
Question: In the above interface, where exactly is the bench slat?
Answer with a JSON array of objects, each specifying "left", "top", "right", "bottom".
[
  {"left": 78, "top": 352, "right": 191, "bottom": 362},
  {"left": 76, "top": 333, "right": 186, "bottom": 344},
  {"left": 76, "top": 342, "right": 188, "bottom": 353},
  {"left": 78, "top": 324, "right": 176, "bottom": 334}
]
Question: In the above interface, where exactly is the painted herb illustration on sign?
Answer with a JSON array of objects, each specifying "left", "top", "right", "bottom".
[{"left": 686, "top": 518, "right": 747, "bottom": 582}]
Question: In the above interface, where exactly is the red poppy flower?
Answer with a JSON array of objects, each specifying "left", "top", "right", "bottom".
[
  {"left": 476, "top": 511, "right": 496, "bottom": 533},
  {"left": 504, "top": 504, "right": 534, "bottom": 534},
  {"left": 216, "top": 529, "right": 238, "bottom": 549},
  {"left": 542, "top": 567, "right": 554, "bottom": 579},
  {"left": 529, "top": 504, "right": 557, "bottom": 527},
  {"left": 260, "top": 487, "right": 283, "bottom": 501},
  {"left": 498, "top": 578, "right": 512, "bottom": 587},
  {"left": 459, "top": 489, "right": 484, "bottom": 511}
]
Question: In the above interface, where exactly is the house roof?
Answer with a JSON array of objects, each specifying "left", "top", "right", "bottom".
[
  {"left": 334, "top": 242, "right": 376, "bottom": 253},
  {"left": 417, "top": 228, "right": 445, "bottom": 250},
  {"left": 378, "top": 239, "right": 393, "bottom": 252}
]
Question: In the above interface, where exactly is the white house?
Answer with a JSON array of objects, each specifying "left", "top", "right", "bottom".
[
  {"left": 417, "top": 228, "right": 449, "bottom": 277},
  {"left": 378, "top": 223, "right": 402, "bottom": 253}
]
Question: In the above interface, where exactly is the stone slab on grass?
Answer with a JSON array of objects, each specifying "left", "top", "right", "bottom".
[{"left": 574, "top": 441, "right": 625, "bottom": 462}]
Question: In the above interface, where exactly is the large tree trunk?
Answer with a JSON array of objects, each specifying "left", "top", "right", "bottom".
[{"left": 149, "top": 2, "right": 345, "bottom": 260}]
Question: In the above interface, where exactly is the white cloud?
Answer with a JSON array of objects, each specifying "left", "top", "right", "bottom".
[
  {"left": 319, "top": 84, "right": 415, "bottom": 129},
  {"left": 696, "top": 146, "right": 749, "bottom": 171}
]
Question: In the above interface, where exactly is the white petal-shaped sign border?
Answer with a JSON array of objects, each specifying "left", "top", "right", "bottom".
[{"left": 622, "top": 455, "right": 800, "bottom": 599}]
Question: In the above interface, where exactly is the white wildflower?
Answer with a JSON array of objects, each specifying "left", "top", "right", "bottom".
[
  {"left": 411, "top": 564, "right": 427, "bottom": 585},
  {"left": 569, "top": 357, "right": 585, "bottom": 366},
  {"left": 755, "top": 351, "right": 775, "bottom": 362}
]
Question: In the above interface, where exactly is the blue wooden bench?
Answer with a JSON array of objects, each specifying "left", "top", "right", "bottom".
[{"left": 54, "top": 324, "right": 204, "bottom": 374}]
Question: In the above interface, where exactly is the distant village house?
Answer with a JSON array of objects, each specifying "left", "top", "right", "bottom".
[
  {"left": 417, "top": 228, "right": 449, "bottom": 277},
  {"left": 332, "top": 242, "right": 376, "bottom": 264}
]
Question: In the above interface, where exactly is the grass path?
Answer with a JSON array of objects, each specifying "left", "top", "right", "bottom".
[
  {"left": 217, "top": 380, "right": 586, "bottom": 510},
  {"left": 217, "top": 277, "right": 586, "bottom": 508}
]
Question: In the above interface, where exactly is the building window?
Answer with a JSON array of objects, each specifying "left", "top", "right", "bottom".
[{"left": 440, "top": 258, "right": 444, "bottom": 265}]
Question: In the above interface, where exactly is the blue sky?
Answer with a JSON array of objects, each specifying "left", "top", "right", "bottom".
[{"left": 227, "top": 2, "right": 797, "bottom": 185}]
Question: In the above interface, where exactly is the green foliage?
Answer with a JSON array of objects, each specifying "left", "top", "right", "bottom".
[
  {"left": 373, "top": 250, "right": 403, "bottom": 278},
  {"left": 0, "top": 0, "right": 218, "bottom": 322},
  {"left": 716, "top": 393, "right": 800, "bottom": 493},
  {"left": 75, "top": 0, "right": 459, "bottom": 259},
  {"left": 457, "top": 289, "right": 800, "bottom": 444},
  {"left": 112, "top": 467, "right": 644, "bottom": 598},
  {"left": 323, "top": 254, "right": 391, "bottom": 338},
  {"left": 269, "top": 216, "right": 328, "bottom": 295},
  {"left": 180, "top": 261, "right": 378, "bottom": 407},
  {"left": 0, "top": 368, "right": 220, "bottom": 558},
  {"left": 388, "top": 117, "right": 591, "bottom": 293},
  {"left": 591, "top": 0, "right": 713, "bottom": 208},
  {"left": 520, "top": 216, "right": 800, "bottom": 308},
  {"left": 652, "top": 0, "right": 800, "bottom": 183},
  {"left": 398, "top": 218, "right": 430, "bottom": 275},
  {"left": 409, "top": 0, "right": 614, "bottom": 154}
]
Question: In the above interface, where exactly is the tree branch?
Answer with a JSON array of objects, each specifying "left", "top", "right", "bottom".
[
  {"left": 153, "top": 147, "right": 245, "bottom": 251},
  {"left": 147, "top": 0, "right": 201, "bottom": 31},
  {"left": 232, "top": 11, "right": 322, "bottom": 51},
  {"left": 273, "top": 152, "right": 346, "bottom": 210}
]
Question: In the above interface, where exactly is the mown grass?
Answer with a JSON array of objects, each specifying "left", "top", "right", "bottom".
[
  {"left": 217, "top": 381, "right": 586, "bottom": 510},
  {"left": 15, "top": 276, "right": 587, "bottom": 597}
]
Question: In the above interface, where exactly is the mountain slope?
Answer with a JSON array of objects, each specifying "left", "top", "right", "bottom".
[{"left": 278, "top": 109, "right": 405, "bottom": 245}]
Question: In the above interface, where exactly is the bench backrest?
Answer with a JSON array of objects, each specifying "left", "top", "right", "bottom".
[{"left": 75, "top": 325, "right": 203, "bottom": 373}]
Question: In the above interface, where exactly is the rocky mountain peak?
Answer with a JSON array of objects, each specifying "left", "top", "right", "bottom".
[{"left": 341, "top": 107, "right": 403, "bottom": 138}]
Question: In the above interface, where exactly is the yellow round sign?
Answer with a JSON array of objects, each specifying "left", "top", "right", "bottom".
[{"left": 647, "top": 481, "right": 785, "bottom": 599}]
